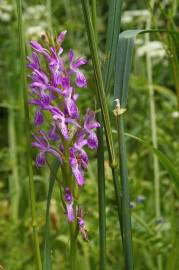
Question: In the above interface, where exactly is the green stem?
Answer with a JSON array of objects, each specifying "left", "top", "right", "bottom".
[
  {"left": 90, "top": 1, "right": 106, "bottom": 268},
  {"left": 167, "top": 30, "right": 179, "bottom": 109},
  {"left": 81, "top": 0, "right": 116, "bottom": 168},
  {"left": 97, "top": 114, "right": 106, "bottom": 270},
  {"left": 46, "top": 0, "right": 53, "bottom": 37},
  {"left": 146, "top": 11, "right": 162, "bottom": 270},
  {"left": 117, "top": 115, "right": 133, "bottom": 270},
  {"left": 91, "top": 0, "right": 97, "bottom": 39},
  {"left": 69, "top": 223, "right": 77, "bottom": 270},
  {"left": 16, "top": 1, "right": 42, "bottom": 269},
  {"left": 8, "top": 108, "right": 20, "bottom": 221}
]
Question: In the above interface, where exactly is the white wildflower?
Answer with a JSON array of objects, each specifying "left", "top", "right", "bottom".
[
  {"left": 26, "top": 25, "right": 46, "bottom": 38},
  {"left": 122, "top": 10, "right": 150, "bottom": 24},
  {"left": 171, "top": 111, "right": 179, "bottom": 118},
  {"left": 137, "top": 41, "right": 166, "bottom": 59}
]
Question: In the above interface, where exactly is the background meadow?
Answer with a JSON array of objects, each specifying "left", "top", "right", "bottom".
[{"left": 0, "top": 0, "right": 179, "bottom": 269}]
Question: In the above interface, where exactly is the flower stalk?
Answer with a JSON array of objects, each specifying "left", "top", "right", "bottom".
[
  {"left": 90, "top": 1, "right": 107, "bottom": 269},
  {"left": 16, "top": 0, "right": 42, "bottom": 269},
  {"left": 81, "top": 0, "right": 116, "bottom": 168}
]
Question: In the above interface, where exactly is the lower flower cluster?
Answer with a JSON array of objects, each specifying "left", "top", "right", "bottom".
[{"left": 27, "top": 31, "right": 100, "bottom": 240}]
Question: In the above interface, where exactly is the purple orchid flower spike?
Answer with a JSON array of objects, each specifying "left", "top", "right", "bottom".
[
  {"left": 32, "top": 130, "right": 62, "bottom": 167},
  {"left": 28, "top": 31, "right": 100, "bottom": 242},
  {"left": 64, "top": 188, "right": 74, "bottom": 223},
  {"left": 68, "top": 49, "right": 87, "bottom": 88}
]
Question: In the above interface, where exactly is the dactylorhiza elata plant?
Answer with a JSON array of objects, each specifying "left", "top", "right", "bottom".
[{"left": 27, "top": 30, "right": 100, "bottom": 242}]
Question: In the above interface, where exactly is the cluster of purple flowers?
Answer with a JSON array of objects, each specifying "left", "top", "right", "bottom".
[{"left": 27, "top": 31, "right": 100, "bottom": 240}]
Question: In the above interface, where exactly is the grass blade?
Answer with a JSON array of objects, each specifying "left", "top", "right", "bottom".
[
  {"left": 146, "top": 15, "right": 162, "bottom": 269},
  {"left": 16, "top": 0, "right": 42, "bottom": 269},
  {"left": 114, "top": 29, "right": 179, "bottom": 105},
  {"left": 90, "top": 1, "right": 106, "bottom": 268},
  {"left": 97, "top": 113, "right": 106, "bottom": 270},
  {"left": 116, "top": 115, "right": 133, "bottom": 270},
  {"left": 103, "top": 0, "right": 124, "bottom": 93},
  {"left": 43, "top": 159, "right": 60, "bottom": 270},
  {"left": 114, "top": 29, "right": 145, "bottom": 106},
  {"left": 80, "top": 0, "right": 116, "bottom": 168},
  {"left": 125, "top": 133, "right": 179, "bottom": 195}
]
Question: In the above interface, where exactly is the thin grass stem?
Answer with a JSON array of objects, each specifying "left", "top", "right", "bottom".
[
  {"left": 90, "top": 1, "right": 106, "bottom": 269},
  {"left": 80, "top": 0, "right": 116, "bottom": 168},
  {"left": 97, "top": 113, "right": 106, "bottom": 270},
  {"left": 46, "top": 0, "right": 53, "bottom": 37},
  {"left": 146, "top": 10, "right": 162, "bottom": 270},
  {"left": 69, "top": 223, "right": 77, "bottom": 270},
  {"left": 16, "top": 0, "right": 42, "bottom": 269},
  {"left": 8, "top": 108, "right": 20, "bottom": 221},
  {"left": 116, "top": 114, "right": 133, "bottom": 270}
]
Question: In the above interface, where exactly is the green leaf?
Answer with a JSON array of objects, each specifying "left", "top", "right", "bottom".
[
  {"left": 43, "top": 159, "right": 60, "bottom": 270},
  {"left": 103, "top": 0, "right": 124, "bottom": 93},
  {"left": 114, "top": 29, "right": 179, "bottom": 107},
  {"left": 81, "top": 0, "right": 116, "bottom": 166},
  {"left": 114, "top": 29, "right": 146, "bottom": 107},
  {"left": 125, "top": 133, "right": 179, "bottom": 195}
]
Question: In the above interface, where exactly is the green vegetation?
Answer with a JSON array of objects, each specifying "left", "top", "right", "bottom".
[{"left": 0, "top": 0, "right": 178, "bottom": 269}]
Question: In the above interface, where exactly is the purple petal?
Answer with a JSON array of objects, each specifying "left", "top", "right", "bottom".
[
  {"left": 72, "top": 165, "right": 85, "bottom": 186},
  {"left": 84, "top": 110, "right": 100, "bottom": 130},
  {"left": 32, "top": 142, "right": 44, "bottom": 149},
  {"left": 65, "top": 118, "right": 81, "bottom": 128},
  {"left": 34, "top": 109, "right": 43, "bottom": 126},
  {"left": 66, "top": 203, "right": 74, "bottom": 223},
  {"left": 57, "top": 30, "right": 67, "bottom": 43},
  {"left": 36, "top": 152, "right": 46, "bottom": 167},
  {"left": 30, "top": 41, "right": 44, "bottom": 53},
  {"left": 58, "top": 119, "right": 69, "bottom": 140},
  {"left": 31, "top": 82, "right": 45, "bottom": 90},
  {"left": 47, "top": 85, "right": 64, "bottom": 96},
  {"left": 73, "top": 58, "right": 87, "bottom": 69},
  {"left": 40, "top": 90, "right": 50, "bottom": 105},
  {"left": 87, "top": 132, "right": 98, "bottom": 149},
  {"left": 68, "top": 49, "right": 74, "bottom": 65},
  {"left": 32, "top": 69, "right": 48, "bottom": 84},
  {"left": 64, "top": 188, "right": 73, "bottom": 203},
  {"left": 61, "top": 76, "right": 70, "bottom": 90},
  {"left": 48, "top": 125, "right": 59, "bottom": 141},
  {"left": 48, "top": 148, "right": 62, "bottom": 162},
  {"left": 65, "top": 98, "right": 79, "bottom": 119},
  {"left": 27, "top": 52, "right": 40, "bottom": 70},
  {"left": 76, "top": 71, "right": 87, "bottom": 88},
  {"left": 39, "top": 130, "right": 49, "bottom": 145},
  {"left": 79, "top": 149, "right": 88, "bottom": 169}
]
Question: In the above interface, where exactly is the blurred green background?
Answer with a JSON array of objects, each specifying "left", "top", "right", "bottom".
[{"left": 0, "top": 0, "right": 179, "bottom": 269}]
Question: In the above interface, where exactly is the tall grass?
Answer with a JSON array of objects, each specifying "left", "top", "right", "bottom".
[
  {"left": 16, "top": 0, "right": 42, "bottom": 269},
  {"left": 90, "top": 1, "right": 106, "bottom": 269},
  {"left": 145, "top": 10, "right": 162, "bottom": 270}
]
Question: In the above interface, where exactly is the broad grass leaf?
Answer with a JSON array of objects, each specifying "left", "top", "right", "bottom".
[
  {"left": 114, "top": 29, "right": 179, "bottom": 107},
  {"left": 103, "top": 0, "right": 124, "bottom": 93}
]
